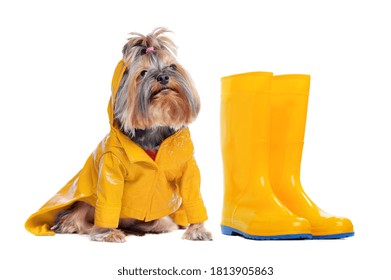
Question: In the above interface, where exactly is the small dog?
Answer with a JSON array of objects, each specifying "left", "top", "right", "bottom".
[{"left": 45, "top": 28, "right": 212, "bottom": 242}]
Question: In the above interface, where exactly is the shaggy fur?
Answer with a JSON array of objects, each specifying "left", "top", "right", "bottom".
[{"left": 114, "top": 28, "right": 200, "bottom": 136}]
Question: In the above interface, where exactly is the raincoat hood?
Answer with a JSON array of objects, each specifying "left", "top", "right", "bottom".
[
  {"left": 25, "top": 60, "right": 207, "bottom": 236},
  {"left": 108, "top": 60, "right": 127, "bottom": 126}
]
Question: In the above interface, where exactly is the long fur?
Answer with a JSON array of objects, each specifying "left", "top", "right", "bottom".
[{"left": 114, "top": 27, "right": 200, "bottom": 136}]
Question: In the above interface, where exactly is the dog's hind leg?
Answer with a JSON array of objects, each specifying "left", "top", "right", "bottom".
[{"left": 51, "top": 201, "right": 94, "bottom": 234}]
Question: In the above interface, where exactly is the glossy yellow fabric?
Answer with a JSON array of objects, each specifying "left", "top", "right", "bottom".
[
  {"left": 220, "top": 72, "right": 311, "bottom": 237},
  {"left": 25, "top": 60, "right": 207, "bottom": 235},
  {"left": 270, "top": 75, "right": 354, "bottom": 237}
]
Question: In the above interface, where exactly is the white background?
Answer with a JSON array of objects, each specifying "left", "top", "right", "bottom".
[{"left": 1, "top": 0, "right": 390, "bottom": 279}]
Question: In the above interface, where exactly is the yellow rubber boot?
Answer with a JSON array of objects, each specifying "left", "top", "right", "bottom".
[
  {"left": 220, "top": 72, "right": 311, "bottom": 240},
  {"left": 270, "top": 75, "right": 354, "bottom": 239}
]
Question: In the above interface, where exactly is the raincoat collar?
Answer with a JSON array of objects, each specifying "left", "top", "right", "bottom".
[{"left": 113, "top": 126, "right": 193, "bottom": 165}]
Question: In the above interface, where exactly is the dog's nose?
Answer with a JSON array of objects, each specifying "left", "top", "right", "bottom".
[{"left": 157, "top": 74, "right": 170, "bottom": 85}]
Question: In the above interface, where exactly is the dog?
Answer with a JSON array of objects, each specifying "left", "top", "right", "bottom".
[{"left": 25, "top": 27, "right": 212, "bottom": 242}]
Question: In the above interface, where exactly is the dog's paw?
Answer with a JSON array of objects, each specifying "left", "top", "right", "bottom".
[
  {"left": 182, "top": 223, "right": 213, "bottom": 241},
  {"left": 51, "top": 220, "right": 77, "bottom": 234},
  {"left": 91, "top": 228, "right": 126, "bottom": 243},
  {"left": 51, "top": 210, "right": 78, "bottom": 234}
]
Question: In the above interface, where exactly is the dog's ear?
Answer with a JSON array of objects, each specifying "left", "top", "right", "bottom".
[
  {"left": 122, "top": 37, "right": 145, "bottom": 61},
  {"left": 122, "top": 43, "right": 129, "bottom": 58}
]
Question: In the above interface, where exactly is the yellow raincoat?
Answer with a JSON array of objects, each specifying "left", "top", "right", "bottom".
[{"left": 25, "top": 60, "right": 208, "bottom": 236}]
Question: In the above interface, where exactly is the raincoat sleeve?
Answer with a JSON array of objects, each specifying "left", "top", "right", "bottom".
[
  {"left": 179, "top": 156, "right": 208, "bottom": 224},
  {"left": 94, "top": 153, "right": 127, "bottom": 228}
]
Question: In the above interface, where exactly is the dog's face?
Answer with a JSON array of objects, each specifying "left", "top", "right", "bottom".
[{"left": 114, "top": 28, "right": 200, "bottom": 135}]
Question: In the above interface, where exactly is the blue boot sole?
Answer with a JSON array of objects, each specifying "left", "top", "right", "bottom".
[
  {"left": 221, "top": 225, "right": 312, "bottom": 240},
  {"left": 312, "top": 232, "right": 355, "bottom": 239}
]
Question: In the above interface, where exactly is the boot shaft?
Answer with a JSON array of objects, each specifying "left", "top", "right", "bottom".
[
  {"left": 270, "top": 75, "right": 310, "bottom": 187},
  {"left": 221, "top": 72, "right": 273, "bottom": 195},
  {"left": 271, "top": 74, "right": 310, "bottom": 143}
]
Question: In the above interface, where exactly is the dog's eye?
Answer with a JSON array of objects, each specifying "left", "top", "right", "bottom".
[
  {"left": 140, "top": 70, "right": 147, "bottom": 78},
  {"left": 169, "top": 64, "right": 177, "bottom": 71}
]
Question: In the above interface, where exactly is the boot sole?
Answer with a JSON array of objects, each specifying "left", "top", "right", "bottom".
[
  {"left": 221, "top": 225, "right": 312, "bottom": 240},
  {"left": 312, "top": 232, "right": 355, "bottom": 239}
]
